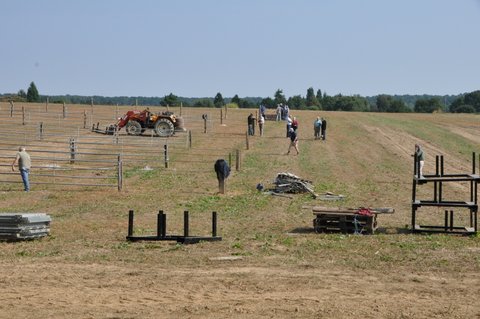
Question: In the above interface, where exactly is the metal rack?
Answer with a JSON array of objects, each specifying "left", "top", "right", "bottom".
[{"left": 411, "top": 152, "right": 479, "bottom": 234}]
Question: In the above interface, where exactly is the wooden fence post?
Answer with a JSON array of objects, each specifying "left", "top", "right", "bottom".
[
  {"left": 228, "top": 152, "right": 232, "bottom": 168},
  {"left": 220, "top": 108, "right": 223, "bottom": 125},
  {"left": 45, "top": 97, "right": 49, "bottom": 112},
  {"left": 204, "top": 116, "right": 207, "bottom": 133},
  {"left": 83, "top": 110, "right": 87, "bottom": 129},
  {"left": 91, "top": 97, "right": 94, "bottom": 114},
  {"left": 63, "top": 102, "right": 66, "bottom": 118},
  {"left": 188, "top": 130, "right": 192, "bottom": 149},
  {"left": 246, "top": 131, "right": 249, "bottom": 150},
  {"left": 9, "top": 101, "right": 14, "bottom": 117},
  {"left": 22, "top": 106, "right": 25, "bottom": 125}
]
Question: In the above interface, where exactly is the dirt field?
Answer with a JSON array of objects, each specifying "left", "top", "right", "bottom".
[{"left": 0, "top": 104, "right": 479, "bottom": 318}]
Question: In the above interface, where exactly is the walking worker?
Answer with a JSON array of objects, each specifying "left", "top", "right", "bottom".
[
  {"left": 414, "top": 144, "right": 425, "bottom": 177},
  {"left": 314, "top": 117, "right": 322, "bottom": 139},
  {"left": 292, "top": 116, "right": 299, "bottom": 132},
  {"left": 321, "top": 117, "right": 327, "bottom": 141},
  {"left": 287, "top": 128, "right": 299, "bottom": 155},
  {"left": 12, "top": 146, "right": 31, "bottom": 192}
]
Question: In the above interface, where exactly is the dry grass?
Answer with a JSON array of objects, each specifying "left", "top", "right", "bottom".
[{"left": 1, "top": 102, "right": 480, "bottom": 318}]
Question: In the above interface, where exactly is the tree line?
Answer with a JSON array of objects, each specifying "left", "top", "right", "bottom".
[{"left": 1, "top": 82, "right": 479, "bottom": 113}]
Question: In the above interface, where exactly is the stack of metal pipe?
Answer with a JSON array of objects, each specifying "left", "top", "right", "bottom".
[{"left": 0, "top": 213, "right": 51, "bottom": 241}]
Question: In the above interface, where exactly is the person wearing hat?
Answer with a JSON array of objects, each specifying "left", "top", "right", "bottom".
[{"left": 287, "top": 128, "right": 299, "bottom": 155}]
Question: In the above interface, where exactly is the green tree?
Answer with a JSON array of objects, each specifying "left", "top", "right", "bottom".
[
  {"left": 414, "top": 98, "right": 442, "bottom": 113},
  {"left": 306, "top": 87, "right": 320, "bottom": 107},
  {"left": 193, "top": 98, "right": 214, "bottom": 107},
  {"left": 18, "top": 89, "right": 27, "bottom": 98},
  {"left": 231, "top": 94, "right": 241, "bottom": 105},
  {"left": 274, "top": 89, "right": 287, "bottom": 105},
  {"left": 316, "top": 89, "right": 323, "bottom": 102},
  {"left": 26, "top": 82, "right": 40, "bottom": 102},
  {"left": 213, "top": 92, "right": 224, "bottom": 108},
  {"left": 288, "top": 95, "right": 306, "bottom": 109},
  {"left": 161, "top": 93, "right": 179, "bottom": 106},
  {"left": 260, "top": 97, "right": 275, "bottom": 109}
]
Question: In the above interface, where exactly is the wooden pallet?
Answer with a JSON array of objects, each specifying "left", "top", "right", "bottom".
[{"left": 312, "top": 207, "right": 393, "bottom": 234}]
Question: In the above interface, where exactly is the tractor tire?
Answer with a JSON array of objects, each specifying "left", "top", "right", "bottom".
[
  {"left": 125, "top": 121, "right": 142, "bottom": 136},
  {"left": 154, "top": 118, "right": 175, "bottom": 137}
]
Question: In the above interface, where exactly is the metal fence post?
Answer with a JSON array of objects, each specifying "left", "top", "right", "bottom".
[
  {"left": 69, "top": 138, "right": 76, "bottom": 164},
  {"left": 164, "top": 144, "right": 169, "bottom": 168},
  {"left": 117, "top": 154, "right": 123, "bottom": 191}
]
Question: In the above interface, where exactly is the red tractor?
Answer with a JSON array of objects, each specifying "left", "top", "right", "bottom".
[{"left": 107, "top": 109, "right": 185, "bottom": 137}]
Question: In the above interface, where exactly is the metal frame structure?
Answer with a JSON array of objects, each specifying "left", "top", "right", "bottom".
[
  {"left": 412, "top": 152, "right": 479, "bottom": 234},
  {"left": 126, "top": 210, "right": 222, "bottom": 244}
]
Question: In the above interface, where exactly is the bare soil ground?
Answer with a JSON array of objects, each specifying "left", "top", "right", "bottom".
[{"left": 0, "top": 104, "right": 479, "bottom": 318}]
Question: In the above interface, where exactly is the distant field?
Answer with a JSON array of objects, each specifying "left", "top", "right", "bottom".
[{"left": 0, "top": 102, "right": 479, "bottom": 318}]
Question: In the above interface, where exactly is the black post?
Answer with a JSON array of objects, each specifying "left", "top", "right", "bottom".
[
  {"left": 204, "top": 117, "right": 207, "bottom": 133},
  {"left": 164, "top": 144, "right": 169, "bottom": 168},
  {"left": 439, "top": 155, "right": 444, "bottom": 202},
  {"left": 161, "top": 213, "right": 166, "bottom": 237},
  {"left": 184, "top": 211, "right": 189, "bottom": 237},
  {"left": 434, "top": 155, "right": 439, "bottom": 202},
  {"left": 157, "top": 210, "right": 164, "bottom": 238},
  {"left": 444, "top": 210, "right": 448, "bottom": 232},
  {"left": 188, "top": 130, "right": 192, "bottom": 149},
  {"left": 449, "top": 210, "right": 454, "bottom": 231},
  {"left": 411, "top": 207, "right": 416, "bottom": 233},
  {"left": 212, "top": 211, "right": 217, "bottom": 237},
  {"left": 128, "top": 210, "right": 134, "bottom": 237}
]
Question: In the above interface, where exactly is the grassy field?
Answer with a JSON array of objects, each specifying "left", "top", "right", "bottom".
[{"left": 0, "top": 103, "right": 479, "bottom": 318}]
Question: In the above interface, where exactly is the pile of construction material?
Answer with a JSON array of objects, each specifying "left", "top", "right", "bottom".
[
  {"left": 0, "top": 213, "right": 51, "bottom": 241},
  {"left": 274, "top": 172, "right": 318, "bottom": 198}
]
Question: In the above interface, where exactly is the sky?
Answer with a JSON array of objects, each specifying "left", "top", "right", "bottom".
[{"left": 1, "top": 0, "right": 479, "bottom": 98}]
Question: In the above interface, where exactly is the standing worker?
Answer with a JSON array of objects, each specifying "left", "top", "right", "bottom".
[
  {"left": 12, "top": 146, "right": 31, "bottom": 192},
  {"left": 321, "top": 117, "right": 327, "bottom": 141},
  {"left": 314, "top": 117, "right": 322, "bottom": 139},
  {"left": 414, "top": 144, "right": 425, "bottom": 177},
  {"left": 258, "top": 114, "right": 265, "bottom": 137},
  {"left": 247, "top": 113, "right": 255, "bottom": 136}
]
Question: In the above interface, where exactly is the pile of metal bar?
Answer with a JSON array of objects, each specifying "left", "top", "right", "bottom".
[
  {"left": 0, "top": 213, "right": 51, "bottom": 241},
  {"left": 274, "top": 172, "right": 317, "bottom": 197}
]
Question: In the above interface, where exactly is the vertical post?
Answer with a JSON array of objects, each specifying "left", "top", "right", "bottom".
[
  {"left": 434, "top": 155, "right": 439, "bottom": 202},
  {"left": 164, "top": 144, "right": 169, "bottom": 168},
  {"left": 45, "top": 97, "right": 49, "bottom": 112},
  {"left": 184, "top": 211, "right": 189, "bottom": 237},
  {"left": 220, "top": 108, "right": 223, "bottom": 125},
  {"left": 39, "top": 122, "right": 43, "bottom": 140},
  {"left": 22, "top": 106, "right": 25, "bottom": 125},
  {"left": 91, "top": 97, "right": 94, "bottom": 114},
  {"left": 235, "top": 149, "right": 240, "bottom": 171},
  {"left": 128, "top": 210, "right": 134, "bottom": 237},
  {"left": 188, "top": 130, "right": 192, "bottom": 149},
  {"left": 228, "top": 152, "right": 232, "bottom": 168},
  {"left": 9, "top": 101, "right": 14, "bottom": 117},
  {"left": 246, "top": 131, "right": 249, "bottom": 150},
  {"left": 161, "top": 213, "right": 166, "bottom": 237},
  {"left": 449, "top": 210, "right": 454, "bottom": 231},
  {"left": 204, "top": 116, "right": 207, "bottom": 133},
  {"left": 444, "top": 210, "right": 448, "bottom": 232},
  {"left": 117, "top": 155, "right": 123, "bottom": 191},
  {"left": 411, "top": 207, "right": 416, "bottom": 232},
  {"left": 69, "top": 138, "right": 76, "bottom": 164},
  {"left": 212, "top": 211, "right": 217, "bottom": 237},
  {"left": 439, "top": 155, "right": 444, "bottom": 202},
  {"left": 224, "top": 104, "right": 227, "bottom": 119},
  {"left": 83, "top": 110, "right": 87, "bottom": 129},
  {"left": 157, "top": 210, "right": 164, "bottom": 238}
]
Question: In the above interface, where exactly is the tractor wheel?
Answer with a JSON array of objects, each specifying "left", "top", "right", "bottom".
[
  {"left": 125, "top": 121, "right": 142, "bottom": 136},
  {"left": 154, "top": 118, "right": 175, "bottom": 137}
]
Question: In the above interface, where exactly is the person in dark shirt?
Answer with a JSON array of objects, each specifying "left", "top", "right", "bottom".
[
  {"left": 247, "top": 113, "right": 255, "bottom": 136},
  {"left": 287, "top": 128, "right": 299, "bottom": 155},
  {"left": 321, "top": 117, "right": 327, "bottom": 141}
]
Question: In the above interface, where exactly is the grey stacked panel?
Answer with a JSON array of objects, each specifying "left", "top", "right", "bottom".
[{"left": 0, "top": 213, "right": 51, "bottom": 240}]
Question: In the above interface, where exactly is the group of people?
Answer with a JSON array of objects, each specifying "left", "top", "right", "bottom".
[
  {"left": 275, "top": 104, "right": 289, "bottom": 121},
  {"left": 313, "top": 117, "right": 327, "bottom": 141}
]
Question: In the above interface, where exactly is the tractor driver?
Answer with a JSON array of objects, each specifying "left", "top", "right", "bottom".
[{"left": 144, "top": 107, "right": 151, "bottom": 125}]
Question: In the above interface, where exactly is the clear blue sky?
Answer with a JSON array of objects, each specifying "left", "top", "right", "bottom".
[{"left": 1, "top": 0, "right": 479, "bottom": 98}]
